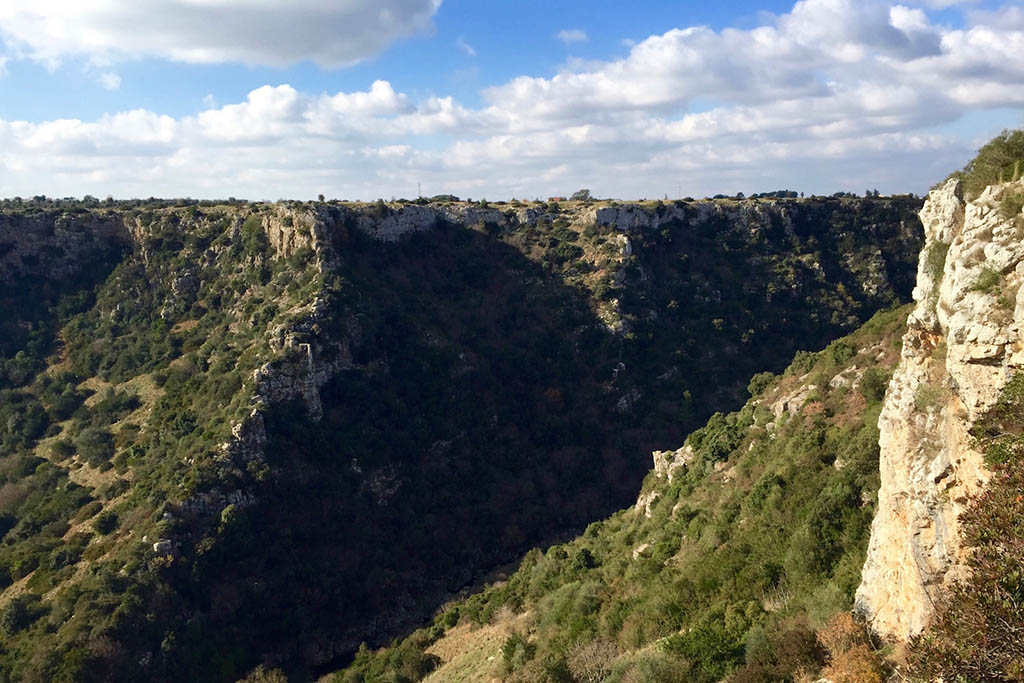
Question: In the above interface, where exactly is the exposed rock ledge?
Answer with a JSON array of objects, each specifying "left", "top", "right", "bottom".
[{"left": 856, "top": 177, "right": 1024, "bottom": 640}]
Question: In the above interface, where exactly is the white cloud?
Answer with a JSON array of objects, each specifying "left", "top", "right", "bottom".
[
  {"left": 456, "top": 35, "right": 476, "bottom": 56},
  {"left": 908, "top": 0, "right": 979, "bottom": 8},
  {"left": 0, "top": 56, "right": 7, "bottom": 77},
  {"left": 0, "top": 0, "right": 443, "bottom": 68},
  {"left": 557, "top": 29, "right": 589, "bottom": 44},
  {"left": 0, "top": 0, "right": 1022, "bottom": 201},
  {"left": 98, "top": 72, "right": 121, "bottom": 91},
  {"left": 967, "top": 6, "right": 1024, "bottom": 29}
]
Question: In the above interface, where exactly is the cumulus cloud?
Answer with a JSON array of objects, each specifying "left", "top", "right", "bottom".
[
  {"left": 0, "top": 0, "right": 443, "bottom": 67},
  {"left": 909, "top": 0, "right": 979, "bottom": 8},
  {"left": 557, "top": 29, "right": 589, "bottom": 44},
  {"left": 0, "top": 0, "right": 1022, "bottom": 201},
  {"left": 967, "top": 6, "right": 1024, "bottom": 29}
]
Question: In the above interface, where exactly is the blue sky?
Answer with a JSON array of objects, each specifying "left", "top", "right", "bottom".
[{"left": 0, "top": 0, "right": 1022, "bottom": 200}]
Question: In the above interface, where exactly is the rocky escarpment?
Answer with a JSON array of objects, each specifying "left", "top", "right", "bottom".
[
  {"left": 0, "top": 210, "right": 131, "bottom": 284},
  {"left": 856, "top": 176, "right": 1024, "bottom": 639}
]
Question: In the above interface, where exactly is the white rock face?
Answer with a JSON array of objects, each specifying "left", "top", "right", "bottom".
[
  {"left": 651, "top": 445, "right": 694, "bottom": 482},
  {"left": 856, "top": 177, "right": 1024, "bottom": 640},
  {"left": 355, "top": 205, "right": 439, "bottom": 242}
]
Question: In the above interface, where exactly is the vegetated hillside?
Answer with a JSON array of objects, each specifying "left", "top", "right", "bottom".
[
  {"left": 332, "top": 305, "right": 910, "bottom": 683},
  {"left": 0, "top": 195, "right": 921, "bottom": 682}
]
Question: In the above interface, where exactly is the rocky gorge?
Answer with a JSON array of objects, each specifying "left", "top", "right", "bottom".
[{"left": 0, "top": 193, "right": 927, "bottom": 681}]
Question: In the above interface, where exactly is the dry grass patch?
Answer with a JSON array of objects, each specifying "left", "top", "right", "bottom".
[{"left": 423, "top": 612, "right": 531, "bottom": 683}]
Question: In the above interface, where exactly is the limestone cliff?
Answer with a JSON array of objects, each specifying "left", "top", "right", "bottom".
[
  {"left": 856, "top": 176, "right": 1024, "bottom": 639},
  {"left": 0, "top": 210, "right": 130, "bottom": 284}
]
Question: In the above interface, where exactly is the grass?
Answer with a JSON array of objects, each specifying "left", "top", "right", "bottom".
[
  {"left": 970, "top": 266, "right": 1002, "bottom": 295},
  {"left": 914, "top": 382, "right": 945, "bottom": 412},
  {"left": 423, "top": 613, "right": 531, "bottom": 683}
]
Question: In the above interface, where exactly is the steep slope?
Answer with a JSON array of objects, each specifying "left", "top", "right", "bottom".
[
  {"left": 0, "top": 196, "right": 921, "bottom": 681},
  {"left": 856, "top": 171, "right": 1024, "bottom": 637},
  {"left": 332, "top": 306, "right": 911, "bottom": 683}
]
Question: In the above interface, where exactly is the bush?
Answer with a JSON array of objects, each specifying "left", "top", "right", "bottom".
[
  {"left": 970, "top": 266, "right": 1002, "bottom": 295},
  {"left": 572, "top": 548, "right": 598, "bottom": 571},
  {"left": 924, "top": 240, "right": 949, "bottom": 286},
  {"left": 661, "top": 624, "right": 743, "bottom": 682},
  {"left": 92, "top": 510, "right": 119, "bottom": 535},
  {"left": 75, "top": 427, "right": 114, "bottom": 466},
  {"left": 0, "top": 594, "right": 43, "bottom": 636},
  {"left": 502, "top": 631, "right": 537, "bottom": 674},
  {"left": 566, "top": 639, "right": 617, "bottom": 683},
  {"left": 857, "top": 367, "right": 890, "bottom": 403},
  {"left": 821, "top": 644, "right": 884, "bottom": 683},
  {"left": 747, "top": 371, "right": 776, "bottom": 398},
  {"left": 241, "top": 214, "right": 269, "bottom": 254},
  {"left": 608, "top": 651, "right": 691, "bottom": 683},
  {"left": 730, "top": 621, "right": 826, "bottom": 682},
  {"left": 1001, "top": 190, "right": 1024, "bottom": 220},
  {"left": 816, "top": 612, "right": 870, "bottom": 659},
  {"left": 952, "top": 128, "right": 1024, "bottom": 198},
  {"left": 50, "top": 439, "right": 76, "bottom": 461},
  {"left": 914, "top": 382, "right": 944, "bottom": 412},
  {"left": 238, "top": 666, "right": 288, "bottom": 683}
]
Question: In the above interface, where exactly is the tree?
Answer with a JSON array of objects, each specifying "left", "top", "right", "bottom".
[{"left": 570, "top": 189, "right": 592, "bottom": 202}]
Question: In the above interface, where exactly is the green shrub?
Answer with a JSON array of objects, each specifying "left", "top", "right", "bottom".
[
  {"left": 75, "top": 427, "right": 114, "bottom": 466},
  {"left": 1000, "top": 190, "right": 1024, "bottom": 220},
  {"left": 827, "top": 340, "right": 856, "bottom": 366},
  {"left": 747, "top": 371, "right": 776, "bottom": 398},
  {"left": 502, "top": 631, "right": 537, "bottom": 674},
  {"left": 0, "top": 594, "right": 44, "bottom": 636},
  {"left": 50, "top": 439, "right": 76, "bottom": 461},
  {"left": 729, "top": 621, "right": 826, "bottom": 683},
  {"left": 92, "top": 510, "right": 119, "bottom": 535},
  {"left": 572, "top": 548, "right": 598, "bottom": 571},
  {"left": 914, "top": 382, "right": 944, "bottom": 412},
  {"left": 662, "top": 623, "right": 743, "bottom": 682},
  {"left": 858, "top": 367, "right": 890, "bottom": 403},
  {"left": 925, "top": 240, "right": 949, "bottom": 289},
  {"left": 970, "top": 266, "right": 1002, "bottom": 295},
  {"left": 241, "top": 214, "right": 269, "bottom": 254},
  {"left": 951, "top": 128, "right": 1024, "bottom": 199}
]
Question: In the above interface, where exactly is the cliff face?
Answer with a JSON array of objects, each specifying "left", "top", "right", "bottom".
[
  {"left": 0, "top": 210, "right": 130, "bottom": 284},
  {"left": 856, "top": 177, "right": 1024, "bottom": 639}
]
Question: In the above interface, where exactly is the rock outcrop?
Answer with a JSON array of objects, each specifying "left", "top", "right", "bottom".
[
  {"left": 0, "top": 211, "right": 130, "bottom": 284},
  {"left": 856, "top": 177, "right": 1024, "bottom": 639}
]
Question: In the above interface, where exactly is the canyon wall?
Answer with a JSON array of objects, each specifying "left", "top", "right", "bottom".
[{"left": 856, "top": 176, "right": 1024, "bottom": 639}]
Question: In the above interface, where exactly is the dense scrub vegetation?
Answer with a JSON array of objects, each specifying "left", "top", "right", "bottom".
[
  {"left": 947, "top": 127, "right": 1024, "bottom": 199},
  {"left": 333, "top": 306, "right": 909, "bottom": 683},
  {"left": 0, "top": 205, "right": 328, "bottom": 681},
  {"left": 0, "top": 197, "right": 920, "bottom": 681}
]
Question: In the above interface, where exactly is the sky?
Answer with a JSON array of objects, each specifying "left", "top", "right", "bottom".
[{"left": 0, "top": 0, "right": 1023, "bottom": 201}]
